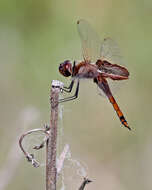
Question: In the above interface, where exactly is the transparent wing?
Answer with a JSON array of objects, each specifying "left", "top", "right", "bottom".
[
  {"left": 77, "top": 19, "right": 101, "bottom": 63},
  {"left": 97, "top": 79, "right": 128, "bottom": 97},
  {"left": 99, "top": 38, "right": 128, "bottom": 96},
  {"left": 100, "top": 37, "right": 124, "bottom": 66}
]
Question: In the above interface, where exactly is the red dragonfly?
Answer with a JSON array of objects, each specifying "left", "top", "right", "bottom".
[{"left": 59, "top": 19, "right": 131, "bottom": 130}]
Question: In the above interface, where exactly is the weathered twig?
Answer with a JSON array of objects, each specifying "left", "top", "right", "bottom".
[
  {"left": 19, "top": 128, "right": 49, "bottom": 168},
  {"left": 33, "top": 124, "right": 50, "bottom": 150},
  {"left": 46, "top": 80, "right": 63, "bottom": 190},
  {"left": 19, "top": 80, "right": 92, "bottom": 190},
  {"left": 78, "top": 178, "right": 92, "bottom": 190}
]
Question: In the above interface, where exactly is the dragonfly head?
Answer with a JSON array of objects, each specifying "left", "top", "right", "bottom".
[{"left": 59, "top": 60, "right": 72, "bottom": 77}]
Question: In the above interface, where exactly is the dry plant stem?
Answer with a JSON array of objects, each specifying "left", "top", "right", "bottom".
[
  {"left": 78, "top": 178, "right": 92, "bottom": 190},
  {"left": 46, "top": 81, "right": 62, "bottom": 190}
]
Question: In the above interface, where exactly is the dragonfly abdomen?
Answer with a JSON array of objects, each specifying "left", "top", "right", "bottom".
[{"left": 109, "top": 96, "right": 131, "bottom": 130}]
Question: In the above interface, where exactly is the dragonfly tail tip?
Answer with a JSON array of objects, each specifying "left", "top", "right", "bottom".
[{"left": 127, "top": 126, "right": 131, "bottom": 131}]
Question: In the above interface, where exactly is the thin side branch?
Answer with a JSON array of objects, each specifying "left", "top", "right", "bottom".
[{"left": 19, "top": 128, "right": 49, "bottom": 168}]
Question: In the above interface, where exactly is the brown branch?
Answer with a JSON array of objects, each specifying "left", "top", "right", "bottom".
[{"left": 46, "top": 80, "right": 63, "bottom": 190}]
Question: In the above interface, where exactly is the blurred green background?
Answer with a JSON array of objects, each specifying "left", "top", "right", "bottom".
[{"left": 0, "top": 0, "right": 152, "bottom": 189}]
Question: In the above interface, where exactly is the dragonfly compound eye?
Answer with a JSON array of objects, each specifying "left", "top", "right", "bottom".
[{"left": 59, "top": 61, "right": 72, "bottom": 77}]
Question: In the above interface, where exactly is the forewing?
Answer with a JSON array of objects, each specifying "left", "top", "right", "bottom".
[{"left": 77, "top": 19, "right": 101, "bottom": 63}]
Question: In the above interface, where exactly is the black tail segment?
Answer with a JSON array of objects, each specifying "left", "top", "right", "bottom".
[
  {"left": 108, "top": 96, "right": 131, "bottom": 130},
  {"left": 95, "top": 76, "right": 131, "bottom": 131}
]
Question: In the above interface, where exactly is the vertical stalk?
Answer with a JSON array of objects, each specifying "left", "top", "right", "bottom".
[{"left": 46, "top": 80, "right": 62, "bottom": 190}]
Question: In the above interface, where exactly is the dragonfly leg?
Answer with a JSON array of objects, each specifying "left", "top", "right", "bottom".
[
  {"left": 62, "top": 80, "right": 75, "bottom": 93},
  {"left": 59, "top": 80, "right": 79, "bottom": 103}
]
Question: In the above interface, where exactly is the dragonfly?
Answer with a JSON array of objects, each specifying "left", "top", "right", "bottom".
[{"left": 59, "top": 19, "right": 131, "bottom": 130}]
